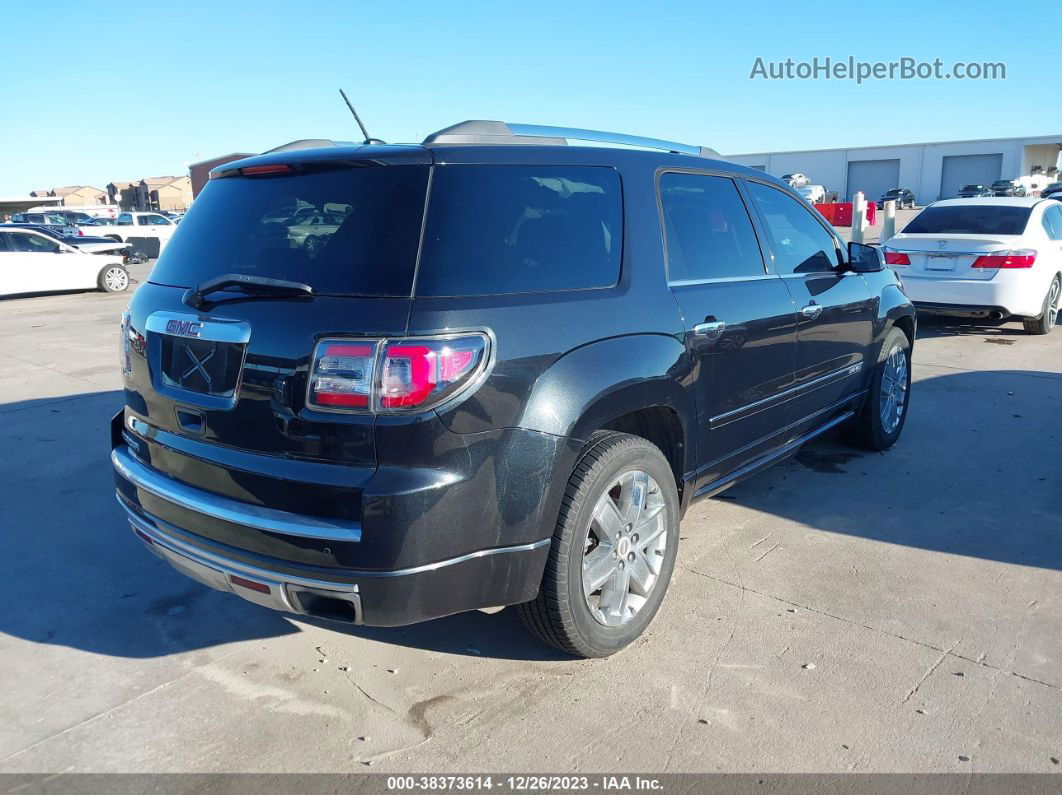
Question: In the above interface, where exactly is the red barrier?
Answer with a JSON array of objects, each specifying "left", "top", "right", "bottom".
[
  {"left": 865, "top": 202, "right": 876, "bottom": 226},
  {"left": 815, "top": 202, "right": 853, "bottom": 226}
]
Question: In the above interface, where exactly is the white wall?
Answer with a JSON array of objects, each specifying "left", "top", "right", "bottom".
[{"left": 728, "top": 135, "right": 1062, "bottom": 204}]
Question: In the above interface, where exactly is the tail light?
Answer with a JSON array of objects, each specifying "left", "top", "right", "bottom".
[
  {"left": 972, "top": 249, "right": 1037, "bottom": 269},
  {"left": 883, "top": 249, "right": 910, "bottom": 266},
  {"left": 78, "top": 229, "right": 84, "bottom": 237},
  {"left": 307, "top": 334, "right": 490, "bottom": 413}
]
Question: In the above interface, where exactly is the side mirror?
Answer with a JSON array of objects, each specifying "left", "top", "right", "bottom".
[{"left": 847, "top": 242, "right": 885, "bottom": 273}]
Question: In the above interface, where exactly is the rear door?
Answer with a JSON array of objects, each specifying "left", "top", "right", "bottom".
[
  {"left": 657, "top": 171, "right": 798, "bottom": 488},
  {"left": 744, "top": 180, "right": 875, "bottom": 433}
]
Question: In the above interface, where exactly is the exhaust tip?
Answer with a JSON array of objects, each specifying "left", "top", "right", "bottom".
[{"left": 988, "top": 311, "right": 1005, "bottom": 321}]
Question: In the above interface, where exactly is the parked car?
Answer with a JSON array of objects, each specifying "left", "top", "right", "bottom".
[
  {"left": 796, "top": 184, "right": 826, "bottom": 204},
  {"left": 883, "top": 198, "right": 1062, "bottom": 334},
  {"left": 877, "top": 188, "right": 915, "bottom": 210},
  {"left": 991, "top": 179, "right": 1026, "bottom": 197},
  {"left": 780, "top": 172, "right": 808, "bottom": 188},
  {"left": 1040, "top": 182, "right": 1062, "bottom": 200},
  {"left": 1, "top": 223, "right": 131, "bottom": 257},
  {"left": 112, "top": 121, "right": 915, "bottom": 658},
  {"left": 87, "top": 211, "right": 178, "bottom": 255},
  {"left": 0, "top": 227, "right": 129, "bottom": 296},
  {"left": 11, "top": 212, "right": 79, "bottom": 237},
  {"left": 956, "top": 184, "right": 994, "bottom": 198}
]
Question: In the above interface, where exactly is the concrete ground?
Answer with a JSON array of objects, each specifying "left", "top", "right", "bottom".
[{"left": 0, "top": 262, "right": 1059, "bottom": 774}]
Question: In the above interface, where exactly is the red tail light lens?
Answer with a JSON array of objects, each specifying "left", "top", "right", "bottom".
[
  {"left": 307, "top": 334, "right": 489, "bottom": 413},
  {"left": 883, "top": 249, "right": 910, "bottom": 266},
  {"left": 308, "top": 342, "right": 376, "bottom": 408},
  {"left": 78, "top": 229, "right": 84, "bottom": 237},
  {"left": 971, "top": 249, "right": 1037, "bottom": 269}
]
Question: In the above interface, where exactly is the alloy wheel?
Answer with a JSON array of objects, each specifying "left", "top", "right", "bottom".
[
  {"left": 104, "top": 267, "right": 129, "bottom": 291},
  {"left": 581, "top": 469, "right": 668, "bottom": 627},
  {"left": 879, "top": 345, "right": 908, "bottom": 434}
]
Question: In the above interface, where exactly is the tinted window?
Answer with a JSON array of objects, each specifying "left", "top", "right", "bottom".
[
  {"left": 746, "top": 182, "right": 839, "bottom": 274},
  {"left": 1043, "top": 206, "right": 1062, "bottom": 241},
  {"left": 902, "top": 205, "right": 1031, "bottom": 235},
  {"left": 9, "top": 232, "right": 60, "bottom": 253},
  {"left": 659, "top": 173, "right": 764, "bottom": 281},
  {"left": 415, "top": 166, "right": 621, "bottom": 297},
  {"left": 149, "top": 165, "right": 429, "bottom": 296},
  {"left": 117, "top": 213, "right": 133, "bottom": 225}
]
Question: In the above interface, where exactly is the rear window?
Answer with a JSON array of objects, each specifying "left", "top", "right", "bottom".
[
  {"left": 414, "top": 165, "right": 621, "bottom": 296},
  {"left": 149, "top": 165, "right": 430, "bottom": 296},
  {"left": 149, "top": 163, "right": 621, "bottom": 298},
  {"left": 901, "top": 205, "right": 1031, "bottom": 236}
]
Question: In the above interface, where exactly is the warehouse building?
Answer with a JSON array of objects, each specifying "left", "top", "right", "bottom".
[{"left": 727, "top": 134, "right": 1062, "bottom": 203}]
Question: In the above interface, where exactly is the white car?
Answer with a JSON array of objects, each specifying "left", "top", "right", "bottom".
[
  {"left": 781, "top": 172, "right": 809, "bottom": 188},
  {"left": 796, "top": 184, "right": 826, "bottom": 204},
  {"left": 85, "top": 211, "right": 177, "bottom": 256},
  {"left": 883, "top": 198, "right": 1062, "bottom": 334},
  {"left": 0, "top": 227, "right": 130, "bottom": 297}
]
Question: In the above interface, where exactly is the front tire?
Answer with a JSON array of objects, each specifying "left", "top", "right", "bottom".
[
  {"left": 517, "top": 433, "right": 680, "bottom": 658},
  {"left": 98, "top": 265, "right": 130, "bottom": 293},
  {"left": 1022, "top": 276, "right": 1060, "bottom": 335},
  {"left": 842, "top": 326, "right": 911, "bottom": 451}
]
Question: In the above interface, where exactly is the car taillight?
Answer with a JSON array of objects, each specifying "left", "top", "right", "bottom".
[
  {"left": 306, "top": 334, "right": 489, "bottom": 413},
  {"left": 883, "top": 249, "right": 910, "bottom": 266},
  {"left": 78, "top": 229, "right": 84, "bottom": 237},
  {"left": 971, "top": 249, "right": 1037, "bottom": 269}
]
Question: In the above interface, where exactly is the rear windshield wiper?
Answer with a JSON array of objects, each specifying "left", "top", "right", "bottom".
[{"left": 183, "top": 273, "right": 314, "bottom": 308}]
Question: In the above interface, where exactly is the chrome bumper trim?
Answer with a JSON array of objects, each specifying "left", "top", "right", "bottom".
[
  {"left": 112, "top": 445, "right": 361, "bottom": 542},
  {"left": 116, "top": 492, "right": 551, "bottom": 579}
]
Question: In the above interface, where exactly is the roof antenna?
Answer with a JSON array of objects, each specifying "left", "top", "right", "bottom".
[{"left": 339, "top": 89, "right": 385, "bottom": 145}]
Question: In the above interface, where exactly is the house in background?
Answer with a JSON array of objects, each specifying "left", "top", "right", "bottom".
[
  {"left": 107, "top": 176, "right": 193, "bottom": 212},
  {"left": 30, "top": 185, "right": 108, "bottom": 207},
  {"left": 189, "top": 153, "right": 253, "bottom": 198}
]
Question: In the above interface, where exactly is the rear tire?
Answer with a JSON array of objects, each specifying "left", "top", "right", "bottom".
[
  {"left": 1022, "top": 276, "right": 1060, "bottom": 335},
  {"left": 517, "top": 432, "right": 680, "bottom": 658},
  {"left": 842, "top": 326, "right": 911, "bottom": 451},
  {"left": 98, "top": 265, "right": 130, "bottom": 293}
]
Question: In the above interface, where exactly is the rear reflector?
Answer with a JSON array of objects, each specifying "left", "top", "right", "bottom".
[
  {"left": 884, "top": 249, "right": 910, "bottom": 266},
  {"left": 972, "top": 249, "right": 1037, "bottom": 269},
  {"left": 134, "top": 528, "right": 154, "bottom": 545},
  {"left": 230, "top": 575, "right": 271, "bottom": 594}
]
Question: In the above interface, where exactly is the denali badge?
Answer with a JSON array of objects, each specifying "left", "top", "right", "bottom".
[{"left": 166, "top": 319, "right": 203, "bottom": 337}]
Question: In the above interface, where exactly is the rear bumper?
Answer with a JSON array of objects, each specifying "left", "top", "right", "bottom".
[
  {"left": 112, "top": 417, "right": 565, "bottom": 626},
  {"left": 900, "top": 274, "right": 1042, "bottom": 318},
  {"left": 117, "top": 487, "right": 550, "bottom": 627}
]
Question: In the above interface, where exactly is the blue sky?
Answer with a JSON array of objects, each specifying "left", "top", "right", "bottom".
[{"left": 1, "top": 0, "right": 1056, "bottom": 193}]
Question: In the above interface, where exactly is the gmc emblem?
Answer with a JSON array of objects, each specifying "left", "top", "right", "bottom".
[{"left": 166, "top": 319, "right": 203, "bottom": 338}]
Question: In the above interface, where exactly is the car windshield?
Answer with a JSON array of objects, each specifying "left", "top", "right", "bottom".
[
  {"left": 885, "top": 189, "right": 902, "bottom": 196},
  {"left": 960, "top": 185, "right": 983, "bottom": 192},
  {"left": 991, "top": 181, "right": 1011, "bottom": 187},
  {"left": 901, "top": 205, "right": 1031, "bottom": 235}
]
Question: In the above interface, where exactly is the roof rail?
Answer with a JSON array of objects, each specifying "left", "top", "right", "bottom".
[{"left": 423, "top": 121, "right": 719, "bottom": 158}]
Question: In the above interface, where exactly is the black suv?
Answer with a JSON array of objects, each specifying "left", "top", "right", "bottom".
[
  {"left": 877, "top": 187, "right": 915, "bottom": 210},
  {"left": 112, "top": 121, "right": 915, "bottom": 657}
]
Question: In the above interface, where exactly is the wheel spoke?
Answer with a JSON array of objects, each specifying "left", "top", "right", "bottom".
[
  {"left": 582, "top": 546, "right": 615, "bottom": 594},
  {"left": 627, "top": 552, "right": 655, "bottom": 595},
  {"left": 597, "top": 569, "right": 629, "bottom": 619},
  {"left": 592, "top": 498, "right": 625, "bottom": 544},
  {"left": 617, "top": 471, "right": 648, "bottom": 527}
]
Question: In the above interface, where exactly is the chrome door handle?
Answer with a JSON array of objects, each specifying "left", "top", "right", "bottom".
[
  {"left": 801, "top": 304, "right": 823, "bottom": 319},
  {"left": 693, "top": 320, "right": 726, "bottom": 337}
]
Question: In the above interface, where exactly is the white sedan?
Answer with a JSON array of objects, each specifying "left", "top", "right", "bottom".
[
  {"left": 0, "top": 227, "right": 130, "bottom": 297},
  {"left": 882, "top": 198, "right": 1062, "bottom": 334}
]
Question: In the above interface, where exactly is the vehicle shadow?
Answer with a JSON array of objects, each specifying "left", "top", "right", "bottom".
[
  {"left": 0, "top": 365, "right": 1057, "bottom": 661},
  {"left": 915, "top": 313, "right": 1028, "bottom": 338}
]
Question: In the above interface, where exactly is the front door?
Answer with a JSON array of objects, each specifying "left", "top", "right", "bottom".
[
  {"left": 659, "top": 171, "right": 798, "bottom": 490},
  {"left": 744, "top": 181, "right": 875, "bottom": 435}
]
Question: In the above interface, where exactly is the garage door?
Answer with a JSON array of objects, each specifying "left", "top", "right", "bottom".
[
  {"left": 846, "top": 159, "right": 900, "bottom": 202},
  {"left": 939, "top": 154, "right": 1003, "bottom": 199}
]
